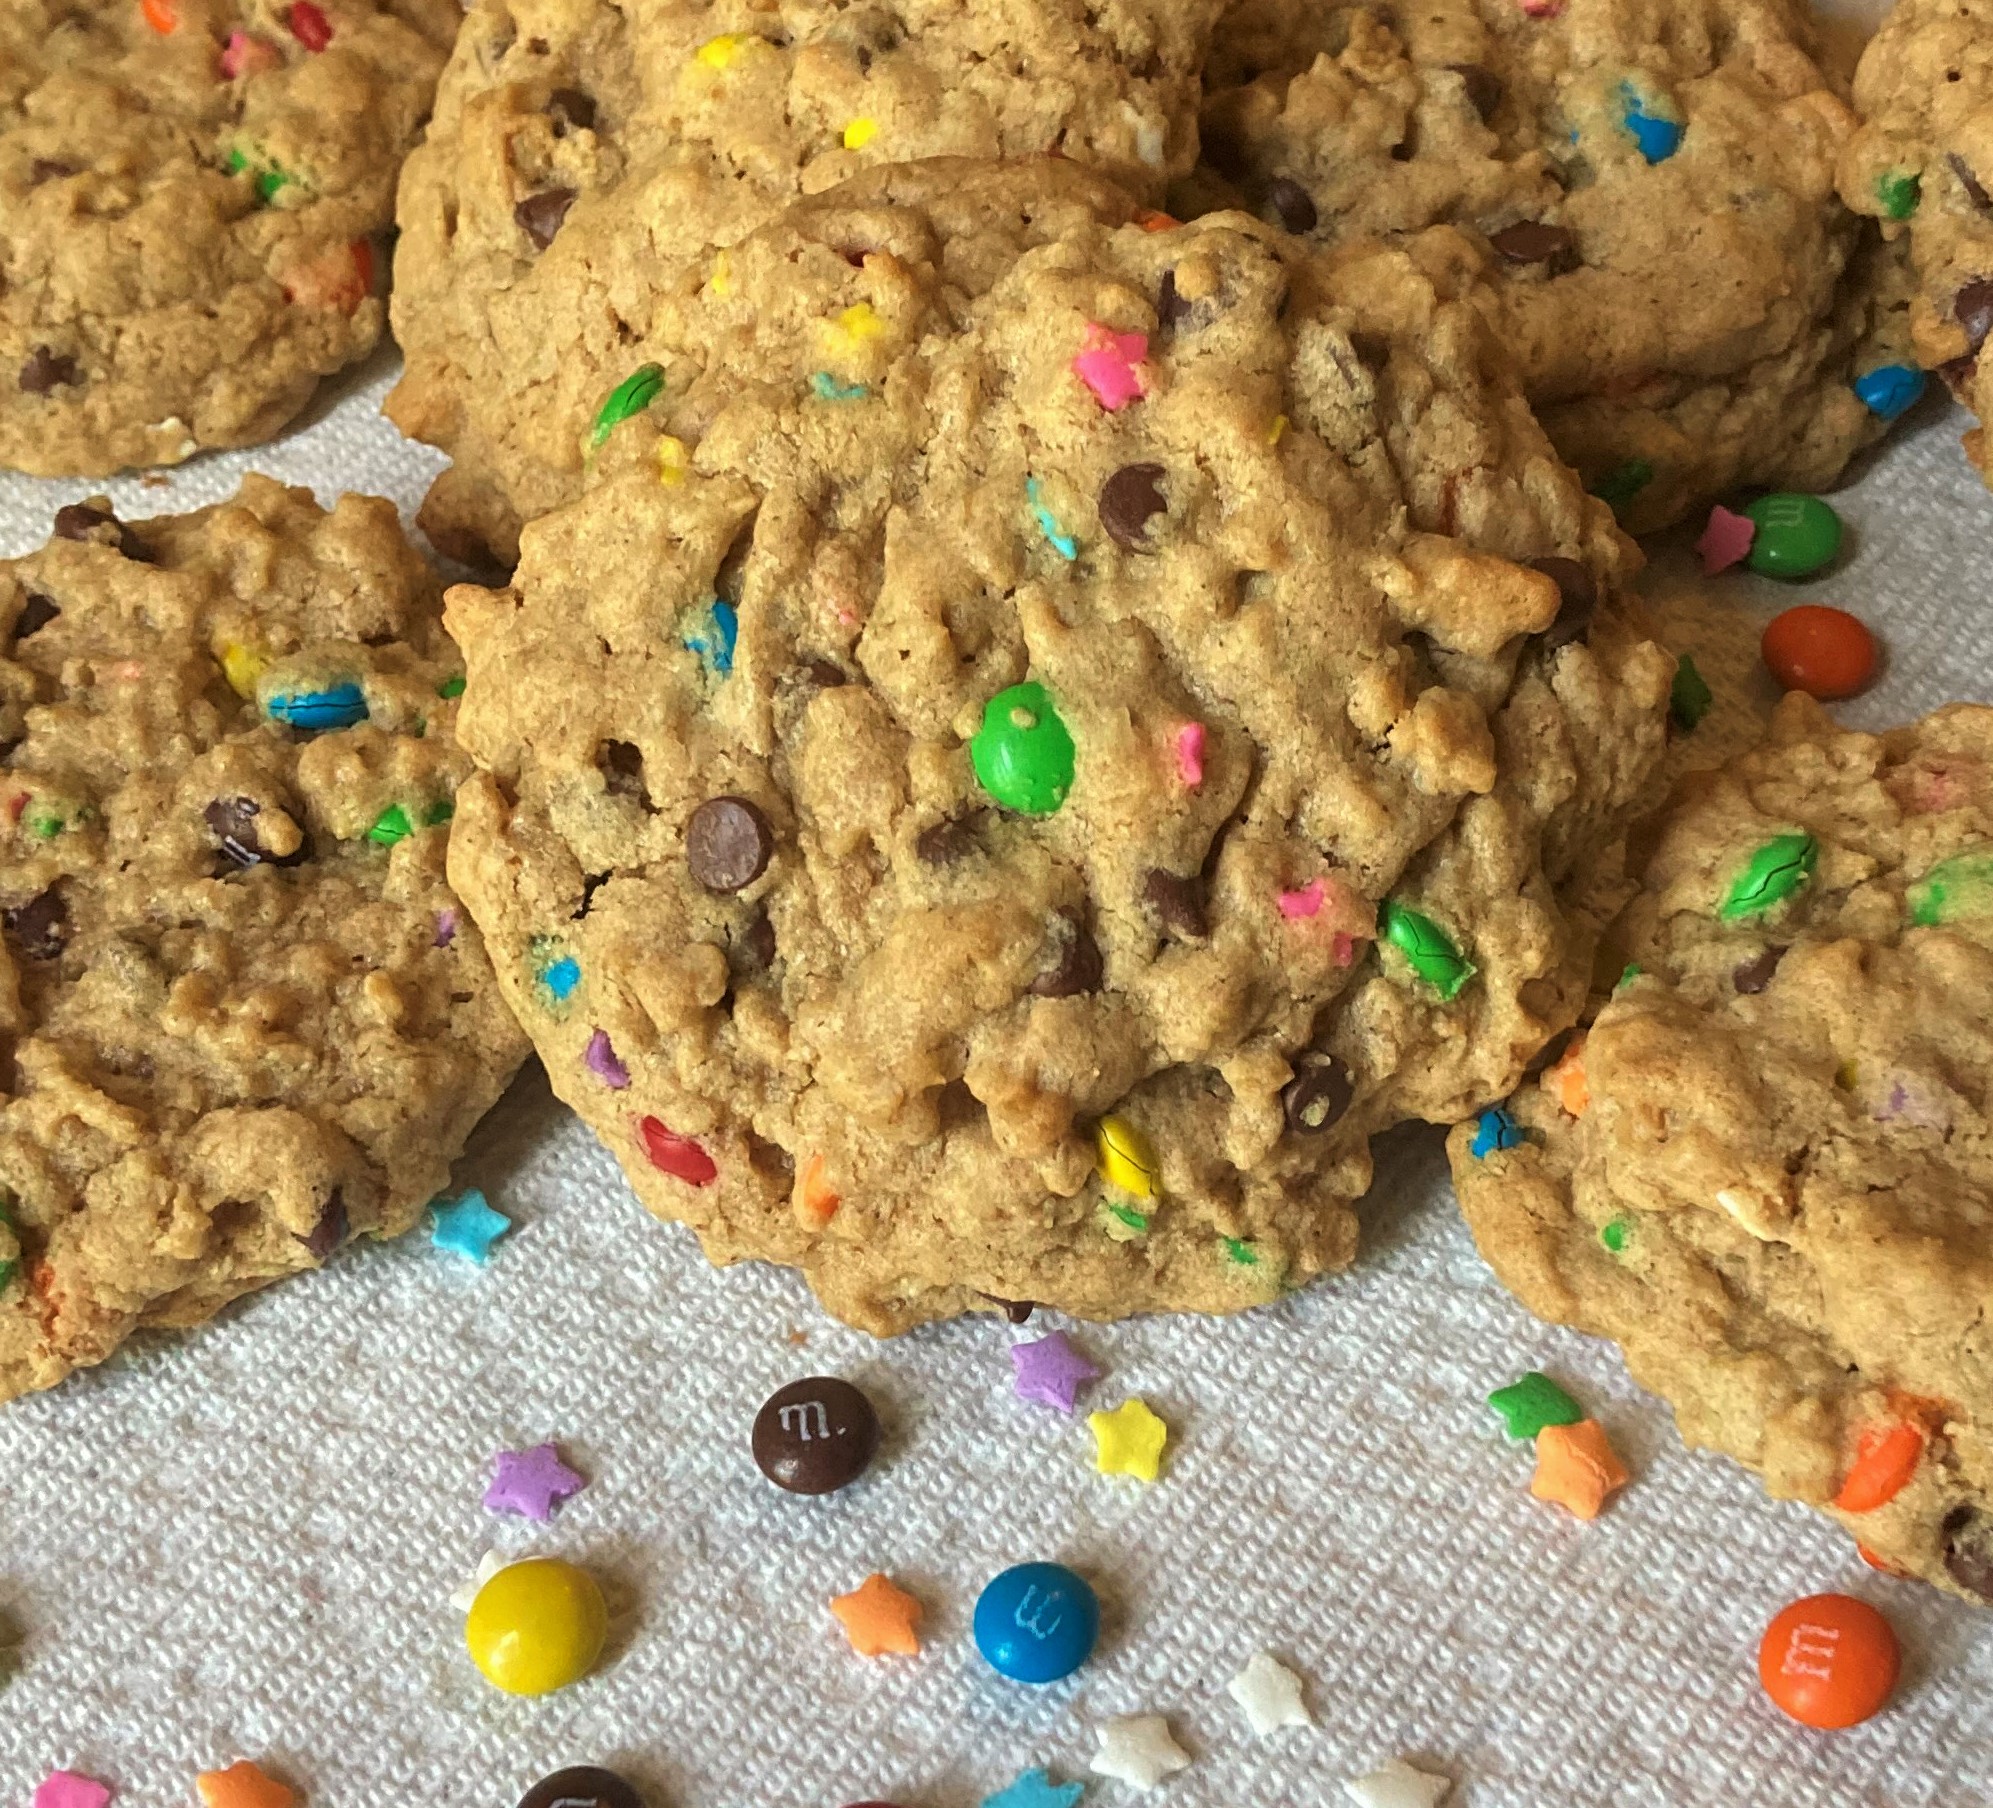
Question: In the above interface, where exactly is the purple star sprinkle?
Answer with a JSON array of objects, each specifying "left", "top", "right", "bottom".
[
  {"left": 585, "top": 1027, "right": 630, "bottom": 1089},
  {"left": 434, "top": 906, "right": 458, "bottom": 947},
  {"left": 483, "top": 1441, "right": 586, "bottom": 1521},
  {"left": 1010, "top": 1330, "right": 1100, "bottom": 1414}
]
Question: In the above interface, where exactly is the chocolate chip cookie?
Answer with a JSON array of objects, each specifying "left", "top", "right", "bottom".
[
  {"left": 385, "top": 0, "right": 1228, "bottom": 565},
  {"left": 1187, "top": 0, "right": 1908, "bottom": 532},
  {"left": 1, "top": 0, "right": 456, "bottom": 477},
  {"left": 1839, "top": 0, "right": 1993, "bottom": 484},
  {"left": 0, "top": 477, "right": 528, "bottom": 1401},
  {"left": 443, "top": 157, "right": 1674, "bottom": 1335},
  {"left": 1450, "top": 695, "right": 1993, "bottom": 1605}
]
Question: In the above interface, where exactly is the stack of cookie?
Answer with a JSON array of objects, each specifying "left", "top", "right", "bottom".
[{"left": 0, "top": 0, "right": 1987, "bottom": 1615}]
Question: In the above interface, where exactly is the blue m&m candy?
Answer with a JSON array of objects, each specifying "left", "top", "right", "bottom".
[
  {"left": 266, "top": 679, "right": 367, "bottom": 731},
  {"left": 1854, "top": 363, "right": 1927, "bottom": 422},
  {"left": 973, "top": 1562, "right": 1099, "bottom": 1684}
]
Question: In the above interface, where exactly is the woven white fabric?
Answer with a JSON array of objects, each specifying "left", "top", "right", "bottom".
[{"left": 3, "top": 186, "right": 1993, "bottom": 1808}]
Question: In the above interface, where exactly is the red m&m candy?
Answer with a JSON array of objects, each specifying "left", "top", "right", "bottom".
[
  {"left": 1758, "top": 1593, "right": 1900, "bottom": 1728},
  {"left": 1762, "top": 606, "right": 1877, "bottom": 700}
]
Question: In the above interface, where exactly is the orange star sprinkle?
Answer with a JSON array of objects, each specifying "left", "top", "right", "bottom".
[
  {"left": 829, "top": 1572, "right": 923, "bottom": 1657},
  {"left": 195, "top": 1761, "right": 297, "bottom": 1808},
  {"left": 1530, "top": 1418, "right": 1629, "bottom": 1521}
]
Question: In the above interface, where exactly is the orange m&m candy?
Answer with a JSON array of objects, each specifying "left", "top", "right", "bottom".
[
  {"left": 1761, "top": 605, "right": 1877, "bottom": 701},
  {"left": 1758, "top": 1593, "right": 1900, "bottom": 1728}
]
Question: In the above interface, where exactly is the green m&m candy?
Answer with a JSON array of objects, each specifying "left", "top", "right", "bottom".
[
  {"left": 1743, "top": 493, "right": 1842, "bottom": 580},
  {"left": 1908, "top": 846, "right": 1993, "bottom": 926},
  {"left": 1379, "top": 899, "right": 1476, "bottom": 999},
  {"left": 970, "top": 681, "right": 1075, "bottom": 815},
  {"left": 589, "top": 363, "right": 664, "bottom": 449},
  {"left": 1876, "top": 169, "right": 1920, "bottom": 220},
  {"left": 1719, "top": 832, "right": 1817, "bottom": 921}
]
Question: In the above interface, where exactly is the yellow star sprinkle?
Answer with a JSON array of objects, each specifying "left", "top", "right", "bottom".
[
  {"left": 708, "top": 250, "right": 735, "bottom": 298},
  {"left": 694, "top": 31, "right": 759, "bottom": 69},
  {"left": 829, "top": 1572, "right": 923, "bottom": 1657},
  {"left": 218, "top": 641, "right": 265, "bottom": 699},
  {"left": 1265, "top": 413, "right": 1288, "bottom": 446},
  {"left": 842, "top": 116, "right": 879, "bottom": 151},
  {"left": 1090, "top": 1397, "right": 1168, "bottom": 1483},
  {"left": 656, "top": 435, "right": 689, "bottom": 485}
]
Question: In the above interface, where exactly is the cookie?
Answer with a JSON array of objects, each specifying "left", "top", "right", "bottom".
[
  {"left": 442, "top": 157, "right": 1674, "bottom": 1335},
  {"left": 385, "top": 0, "right": 1228, "bottom": 564},
  {"left": 1, "top": 0, "right": 456, "bottom": 478},
  {"left": 1449, "top": 694, "right": 1993, "bottom": 1605},
  {"left": 1185, "top": 0, "right": 1905, "bottom": 532},
  {"left": 1839, "top": 0, "right": 1993, "bottom": 483},
  {"left": 0, "top": 477, "right": 528, "bottom": 1401}
]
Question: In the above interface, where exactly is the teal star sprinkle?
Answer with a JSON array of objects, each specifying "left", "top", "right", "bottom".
[
  {"left": 984, "top": 1769, "right": 1085, "bottom": 1808},
  {"left": 1027, "top": 478, "right": 1078, "bottom": 560},
  {"left": 430, "top": 1189, "right": 510, "bottom": 1264}
]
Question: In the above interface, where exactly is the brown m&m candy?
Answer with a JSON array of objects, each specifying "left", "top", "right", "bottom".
[
  {"left": 752, "top": 1376, "right": 880, "bottom": 1495},
  {"left": 517, "top": 1766, "right": 646, "bottom": 1808}
]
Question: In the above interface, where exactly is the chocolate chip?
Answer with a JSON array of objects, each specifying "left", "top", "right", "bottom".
[
  {"left": 1028, "top": 909, "right": 1103, "bottom": 997},
  {"left": 1531, "top": 556, "right": 1597, "bottom": 650},
  {"left": 1940, "top": 350, "right": 1980, "bottom": 393},
  {"left": 916, "top": 813, "right": 982, "bottom": 865},
  {"left": 1143, "top": 868, "right": 1206, "bottom": 939},
  {"left": 297, "top": 1189, "right": 347, "bottom": 1261},
  {"left": 751, "top": 1376, "right": 881, "bottom": 1494},
  {"left": 51, "top": 503, "right": 149, "bottom": 562},
  {"left": 736, "top": 906, "right": 776, "bottom": 971},
  {"left": 979, "top": 1294, "right": 1037, "bottom": 1324},
  {"left": 517, "top": 1766, "right": 647, "bottom": 1808},
  {"left": 1488, "top": 221, "right": 1578, "bottom": 272},
  {"left": 30, "top": 159, "right": 79, "bottom": 184},
  {"left": 1452, "top": 63, "right": 1503, "bottom": 121},
  {"left": 3, "top": 886, "right": 67, "bottom": 962},
  {"left": 17, "top": 347, "right": 78, "bottom": 395},
  {"left": 1267, "top": 175, "right": 1318, "bottom": 234},
  {"left": 14, "top": 592, "right": 58, "bottom": 638},
  {"left": 205, "top": 796, "right": 306, "bottom": 868},
  {"left": 685, "top": 795, "right": 773, "bottom": 892},
  {"left": 1732, "top": 945, "right": 1786, "bottom": 994},
  {"left": 514, "top": 185, "right": 576, "bottom": 249},
  {"left": 1956, "top": 278, "right": 1993, "bottom": 355},
  {"left": 1942, "top": 1504, "right": 1993, "bottom": 1603},
  {"left": 1098, "top": 464, "right": 1168, "bottom": 551},
  {"left": 1282, "top": 1052, "right": 1354, "bottom": 1135},
  {"left": 1157, "top": 267, "right": 1192, "bottom": 331},
  {"left": 802, "top": 658, "right": 849, "bottom": 689},
  {"left": 1952, "top": 152, "right": 1993, "bottom": 213},
  {"left": 547, "top": 86, "right": 596, "bottom": 134}
]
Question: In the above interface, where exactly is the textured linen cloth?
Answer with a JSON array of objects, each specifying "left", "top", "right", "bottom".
[{"left": 4, "top": 130, "right": 1993, "bottom": 1808}]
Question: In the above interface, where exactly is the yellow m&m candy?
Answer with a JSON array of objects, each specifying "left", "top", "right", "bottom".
[
  {"left": 465, "top": 1557, "right": 607, "bottom": 1695},
  {"left": 1095, "top": 1114, "right": 1159, "bottom": 1200}
]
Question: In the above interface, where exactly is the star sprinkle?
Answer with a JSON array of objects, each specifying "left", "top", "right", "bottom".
[
  {"left": 1090, "top": 1716, "right": 1191, "bottom": 1791},
  {"left": 1012, "top": 1331, "right": 1099, "bottom": 1414},
  {"left": 1487, "top": 1371, "right": 1584, "bottom": 1440},
  {"left": 983, "top": 1769, "right": 1086, "bottom": 1808},
  {"left": 1530, "top": 1418, "right": 1630, "bottom": 1520},
  {"left": 829, "top": 1572, "right": 923, "bottom": 1657},
  {"left": 1089, "top": 1398, "right": 1168, "bottom": 1482},
  {"left": 450, "top": 1548, "right": 508, "bottom": 1614},
  {"left": 194, "top": 1762, "right": 296, "bottom": 1808},
  {"left": 430, "top": 1188, "right": 510, "bottom": 1263},
  {"left": 1071, "top": 323, "right": 1150, "bottom": 412},
  {"left": 34, "top": 1773, "right": 111, "bottom": 1808},
  {"left": 484, "top": 1441, "right": 585, "bottom": 1521},
  {"left": 1343, "top": 1758, "right": 1450, "bottom": 1808},
  {"left": 1227, "top": 1651, "right": 1313, "bottom": 1736},
  {"left": 1695, "top": 504, "right": 1756, "bottom": 575}
]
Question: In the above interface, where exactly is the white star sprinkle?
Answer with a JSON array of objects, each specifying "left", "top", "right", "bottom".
[
  {"left": 1227, "top": 1650, "right": 1313, "bottom": 1736},
  {"left": 1343, "top": 1757, "right": 1451, "bottom": 1808},
  {"left": 449, "top": 1548, "right": 509, "bottom": 1614},
  {"left": 1090, "top": 1714, "right": 1192, "bottom": 1790}
]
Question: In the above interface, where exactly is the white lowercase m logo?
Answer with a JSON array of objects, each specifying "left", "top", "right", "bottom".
[
  {"left": 778, "top": 1400, "right": 831, "bottom": 1441},
  {"left": 1013, "top": 1584, "right": 1065, "bottom": 1641}
]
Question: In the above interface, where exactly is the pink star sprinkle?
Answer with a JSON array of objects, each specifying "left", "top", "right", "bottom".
[
  {"left": 1695, "top": 505, "right": 1756, "bottom": 575},
  {"left": 1332, "top": 932, "right": 1359, "bottom": 967},
  {"left": 584, "top": 1028, "right": 630, "bottom": 1088},
  {"left": 1072, "top": 323, "right": 1150, "bottom": 412},
  {"left": 1174, "top": 721, "right": 1205, "bottom": 789},
  {"left": 1278, "top": 879, "right": 1326, "bottom": 920},
  {"left": 483, "top": 1441, "right": 586, "bottom": 1521},
  {"left": 35, "top": 1774, "right": 112, "bottom": 1808},
  {"left": 433, "top": 906, "right": 458, "bottom": 947},
  {"left": 1519, "top": 0, "right": 1563, "bottom": 15},
  {"left": 219, "top": 29, "right": 280, "bottom": 77},
  {"left": 1011, "top": 1330, "right": 1100, "bottom": 1414}
]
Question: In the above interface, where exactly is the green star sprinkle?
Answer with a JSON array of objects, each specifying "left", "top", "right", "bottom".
[
  {"left": 1718, "top": 832, "right": 1817, "bottom": 922},
  {"left": 1488, "top": 1370, "right": 1585, "bottom": 1440},
  {"left": 1670, "top": 654, "right": 1713, "bottom": 730},
  {"left": 1876, "top": 169, "right": 1920, "bottom": 220},
  {"left": 1219, "top": 1235, "right": 1258, "bottom": 1266},
  {"left": 423, "top": 798, "right": 455, "bottom": 827},
  {"left": 1600, "top": 1217, "right": 1631, "bottom": 1255},
  {"left": 1379, "top": 899, "right": 1476, "bottom": 999}
]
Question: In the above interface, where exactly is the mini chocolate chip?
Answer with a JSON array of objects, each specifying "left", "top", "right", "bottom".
[
  {"left": 685, "top": 795, "right": 773, "bottom": 892},
  {"left": 14, "top": 592, "right": 58, "bottom": 638},
  {"left": 3, "top": 886, "right": 67, "bottom": 961},
  {"left": 751, "top": 1376, "right": 880, "bottom": 1494},
  {"left": 297, "top": 1188, "right": 347, "bottom": 1261},
  {"left": 1952, "top": 152, "right": 1993, "bottom": 213},
  {"left": 1282, "top": 1052, "right": 1354, "bottom": 1135},
  {"left": 1028, "top": 910, "right": 1103, "bottom": 997},
  {"left": 517, "top": 1768, "right": 646, "bottom": 1808},
  {"left": 1956, "top": 278, "right": 1993, "bottom": 354},
  {"left": 1157, "top": 267, "right": 1192, "bottom": 330},
  {"left": 1531, "top": 556, "right": 1597, "bottom": 650},
  {"left": 1267, "top": 175, "right": 1318, "bottom": 234},
  {"left": 1942, "top": 1504, "right": 1993, "bottom": 1603},
  {"left": 1451, "top": 63, "right": 1503, "bottom": 120},
  {"left": 1098, "top": 463, "right": 1167, "bottom": 550},
  {"left": 206, "top": 796, "right": 277, "bottom": 867},
  {"left": 979, "top": 1294, "right": 1037, "bottom": 1324},
  {"left": 1732, "top": 944, "right": 1786, "bottom": 994},
  {"left": 547, "top": 86, "right": 595, "bottom": 134},
  {"left": 1488, "top": 221, "right": 1578, "bottom": 272},
  {"left": 916, "top": 813, "right": 982, "bottom": 864},
  {"left": 736, "top": 905, "right": 776, "bottom": 971},
  {"left": 30, "top": 159, "right": 79, "bottom": 184},
  {"left": 802, "top": 658, "right": 849, "bottom": 689},
  {"left": 514, "top": 185, "right": 576, "bottom": 249},
  {"left": 1143, "top": 867, "right": 1206, "bottom": 939},
  {"left": 17, "top": 347, "right": 78, "bottom": 395},
  {"left": 1940, "top": 350, "right": 1980, "bottom": 393},
  {"left": 51, "top": 503, "right": 149, "bottom": 562}
]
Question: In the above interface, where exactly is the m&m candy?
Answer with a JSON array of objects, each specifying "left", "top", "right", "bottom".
[
  {"left": 465, "top": 1557, "right": 608, "bottom": 1695},
  {"left": 1743, "top": 494, "right": 1841, "bottom": 579},
  {"left": 973, "top": 1561, "right": 1099, "bottom": 1683},
  {"left": 1762, "top": 605, "right": 1877, "bottom": 701},
  {"left": 1757, "top": 1593, "right": 1900, "bottom": 1728},
  {"left": 970, "top": 682, "right": 1075, "bottom": 815}
]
